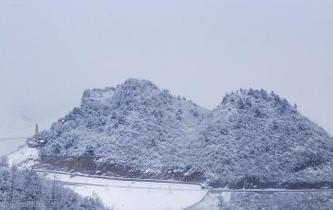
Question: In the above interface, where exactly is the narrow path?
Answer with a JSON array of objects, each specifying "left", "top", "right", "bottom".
[
  {"left": 57, "top": 180, "right": 205, "bottom": 191},
  {"left": 210, "top": 188, "right": 333, "bottom": 193},
  {"left": 37, "top": 169, "right": 333, "bottom": 193}
]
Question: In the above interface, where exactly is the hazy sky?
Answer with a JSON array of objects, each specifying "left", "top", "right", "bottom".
[{"left": 0, "top": 0, "right": 332, "bottom": 154}]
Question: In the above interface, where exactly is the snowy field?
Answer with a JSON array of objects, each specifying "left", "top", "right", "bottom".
[
  {"left": 7, "top": 146, "right": 207, "bottom": 210},
  {"left": 39, "top": 171, "right": 207, "bottom": 210}
]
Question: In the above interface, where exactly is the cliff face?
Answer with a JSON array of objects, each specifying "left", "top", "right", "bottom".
[{"left": 38, "top": 79, "right": 333, "bottom": 188}]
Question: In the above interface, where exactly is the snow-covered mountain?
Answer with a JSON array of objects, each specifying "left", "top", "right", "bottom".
[
  {"left": 197, "top": 89, "right": 333, "bottom": 188},
  {"left": 28, "top": 79, "right": 333, "bottom": 188}
]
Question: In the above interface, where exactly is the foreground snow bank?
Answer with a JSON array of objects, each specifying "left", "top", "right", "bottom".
[{"left": 39, "top": 171, "right": 207, "bottom": 210}]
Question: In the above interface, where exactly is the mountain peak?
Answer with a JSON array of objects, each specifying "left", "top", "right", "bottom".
[
  {"left": 218, "top": 88, "right": 295, "bottom": 114},
  {"left": 119, "top": 78, "right": 159, "bottom": 91},
  {"left": 81, "top": 78, "right": 161, "bottom": 108}
]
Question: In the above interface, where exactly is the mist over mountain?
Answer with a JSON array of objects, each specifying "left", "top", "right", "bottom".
[{"left": 37, "top": 79, "right": 333, "bottom": 188}]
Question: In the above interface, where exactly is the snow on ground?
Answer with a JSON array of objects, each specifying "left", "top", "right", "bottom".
[
  {"left": 6, "top": 145, "right": 39, "bottom": 168},
  {"left": 39, "top": 172, "right": 207, "bottom": 210},
  {"left": 220, "top": 191, "right": 231, "bottom": 204},
  {"left": 184, "top": 192, "right": 220, "bottom": 210},
  {"left": 6, "top": 146, "right": 207, "bottom": 210}
]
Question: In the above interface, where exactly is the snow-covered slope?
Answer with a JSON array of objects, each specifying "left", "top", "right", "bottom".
[
  {"left": 21, "top": 78, "right": 333, "bottom": 188},
  {"left": 39, "top": 79, "right": 208, "bottom": 181},
  {"left": 7, "top": 145, "right": 39, "bottom": 168},
  {"left": 184, "top": 192, "right": 221, "bottom": 210}
]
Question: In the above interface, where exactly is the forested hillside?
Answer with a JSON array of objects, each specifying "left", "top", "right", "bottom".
[
  {"left": 197, "top": 89, "right": 333, "bottom": 187},
  {"left": 39, "top": 79, "right": 208, "bottom": 181},
  {"left": 35, "top": 79, "right": 333, "bottom": 188}
]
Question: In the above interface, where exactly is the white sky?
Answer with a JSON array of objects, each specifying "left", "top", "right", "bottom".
[{"left": 0, "top": 0, "right": 332, "bottom": 154}]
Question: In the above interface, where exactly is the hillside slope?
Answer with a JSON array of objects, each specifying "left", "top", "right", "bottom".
[
  {"left": 36, "top": 79, "right": 333, "bottom": 188},
  {"left": 197, "top": 89, "right": 333, "bottom": 187},
  {"left": 39, "top": 79, "right": 208, "bottom": 181}
]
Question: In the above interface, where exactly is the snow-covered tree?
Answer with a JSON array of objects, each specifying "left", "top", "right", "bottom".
[{"left": 0, "top": 159, "right": 109, "bottom": 210}]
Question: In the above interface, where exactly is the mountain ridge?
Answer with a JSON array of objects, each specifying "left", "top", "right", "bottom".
[{"left": 31, "top": 78, "right": 333, "bottom": 188}]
